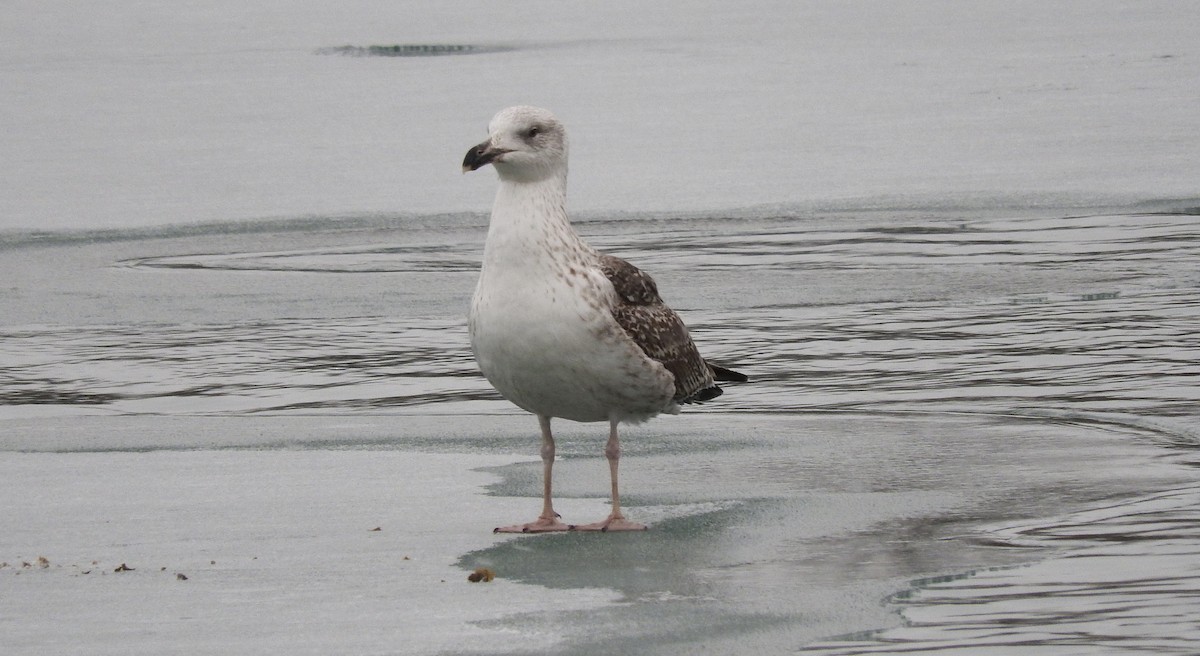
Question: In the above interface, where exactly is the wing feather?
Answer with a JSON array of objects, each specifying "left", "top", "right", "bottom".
[{"left": 597, "top": 254, "right": 729, "bottom": 403}]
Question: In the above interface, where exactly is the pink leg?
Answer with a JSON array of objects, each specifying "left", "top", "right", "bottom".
[
  {"left": 495, "top": 415, "right": 571, "bottom": 533},
  {"left": 570, "top": 419, "right": 647, "bottom": 532}
]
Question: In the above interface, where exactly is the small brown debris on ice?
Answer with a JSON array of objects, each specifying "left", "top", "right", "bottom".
[{"left": 467, "top": 567, "right": 495, "bottom": 583}]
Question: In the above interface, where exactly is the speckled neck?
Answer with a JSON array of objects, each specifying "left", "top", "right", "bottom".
[{"left": 481, "top": 173, "right": 591, "bottom": 272}]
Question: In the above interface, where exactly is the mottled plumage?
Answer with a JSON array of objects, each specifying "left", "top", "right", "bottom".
[
  {"left": 462, "top": 105, "right": 746, "bottom": 533},
  {"left": 597, "top": 254, "right": 724, "bottom": 404}
]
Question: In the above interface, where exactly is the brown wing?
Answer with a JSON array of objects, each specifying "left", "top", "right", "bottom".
[{"left": 597, "top": 254, "right": 725, "bottom": 403}]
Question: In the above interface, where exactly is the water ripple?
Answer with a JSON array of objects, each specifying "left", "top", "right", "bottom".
[
  {"left": 807, "top": 486, "right": 1200, "bottom": 654},
  {"left": 2, "top": 212, "right": 1196, "bottom": 431}
]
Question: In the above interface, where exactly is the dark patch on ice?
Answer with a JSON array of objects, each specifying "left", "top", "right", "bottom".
[
  {"left": 315, "top": 44, "right": 515, "bottom": 58},
  {"left": 457, "top": 501, "right": 802, "bottom": 651},
  {"left": 459, "top": 501, "right": 771, "bottom": 595}
]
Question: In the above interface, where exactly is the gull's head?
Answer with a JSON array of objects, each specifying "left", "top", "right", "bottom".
[{"left": 462, "top": 106, "right": 568, "bottom": 182}]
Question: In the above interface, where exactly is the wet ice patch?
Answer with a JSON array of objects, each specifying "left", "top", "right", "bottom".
[{"left": 805, "top": 486, "right": 1200, "bottom": 654}]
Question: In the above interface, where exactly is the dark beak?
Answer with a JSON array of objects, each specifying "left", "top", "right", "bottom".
[{"left": 462, "top": 140, "right": 508, "bottom": 173}]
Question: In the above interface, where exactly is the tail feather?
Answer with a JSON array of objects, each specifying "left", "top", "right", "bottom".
[{"left": 678, "top": 362, "right": 746, "bottom": 405}]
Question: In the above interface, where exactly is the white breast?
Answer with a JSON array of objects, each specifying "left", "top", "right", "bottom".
[{"left": 469, "top": 248, "right": 675, "bottom": 423}]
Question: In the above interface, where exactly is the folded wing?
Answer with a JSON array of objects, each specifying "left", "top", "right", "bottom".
[{"left": 597, "top": 254, "right": 745, "bottom": 403}]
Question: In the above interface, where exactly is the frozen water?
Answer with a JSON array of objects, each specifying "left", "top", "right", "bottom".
[
  {"left": 2, "top": 208, "right": 1198, "bottom": 654},
  {"left": 806, "top": 487, "right": 1200, "bottom": 654},
  {"left": 0, "top": 449, "right": 621, "bottom": 655},
  {"left": 2, "top": 1, "right": 1200, "bottom": 654}
]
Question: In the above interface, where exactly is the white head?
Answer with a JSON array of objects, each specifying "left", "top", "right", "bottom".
[{"left": 462, "top": 106, "right": 568, "bottom": 183}]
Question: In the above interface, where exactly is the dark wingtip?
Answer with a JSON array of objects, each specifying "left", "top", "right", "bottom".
[
  {"left": 680, "top": 385, "right": 723, "bottom": 404},
  {"left": 709, "top": 363, "right": 748, "bottom": 383}
]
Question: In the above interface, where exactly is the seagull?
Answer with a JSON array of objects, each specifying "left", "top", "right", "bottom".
[{"left": 462, "top": 106, "right": 746, "bottom": 533}]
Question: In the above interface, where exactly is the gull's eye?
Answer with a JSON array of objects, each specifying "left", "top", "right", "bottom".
[{"left": 526, "top": 125, "right": 541, "bottom": 139}]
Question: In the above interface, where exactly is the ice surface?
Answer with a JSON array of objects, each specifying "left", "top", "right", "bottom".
[
  {"left": 2, "top": 409, "right": 1197, "bottom": 654},
  {"left": 806, "top": 486, "right": 1200, "bottom": 654},
  {"left": 2, "top": 209, "right": 1198, "bottom": 654},
  {"left": 0, "top": 449, "right": 619, "bottom": 655},
  {"left": 1, "top": 206, "right": 1199, "bottom": 651},
  {"left": 2, "top": 1, "right": 1199, "bottom": 231},
  {"left": 3, "top": 1, "right": 1200, "bottom": 654}
]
